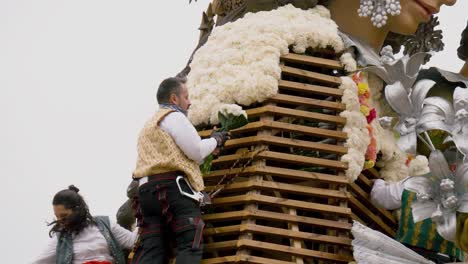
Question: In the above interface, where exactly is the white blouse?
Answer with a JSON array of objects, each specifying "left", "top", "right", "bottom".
[
  {"left": 370, "top": 178, "right": 406, "bottom": 210},
  {"left": 33, "top": 221, "right": 138, "bottom": 264}
]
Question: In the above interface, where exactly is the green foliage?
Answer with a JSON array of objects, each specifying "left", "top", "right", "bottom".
[
  {"left": 218, "top": 112, "right": 248, "bottom": 132},
  {"left": 200, "top": 111, "right": 248, "bottom": 175}
]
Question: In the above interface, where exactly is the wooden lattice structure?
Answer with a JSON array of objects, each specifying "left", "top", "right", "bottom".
[{"left": 198, "top": 51, "right": 398, "bottom": 264}]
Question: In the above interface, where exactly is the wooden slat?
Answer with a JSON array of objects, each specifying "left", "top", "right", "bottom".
[
  {"left": 204, "top": 240, "right": 238, "bottom": 252},
  {"left": 364, "top": 167, "right": 380, "bottom": 179},
  {"left": 246, "top": 105, "right": 346, "bottom": 125},
  {"left": 237, "top": 255, "right": 296, "bottom": 264},
  {"left": 201, "top": 256, "right": 238, "bottom": 264},
  {"left": 238, "top": 239, "right": 352, "bottom": 262},
  {"left": 211, "top": 193, "right": 351, "bottom": 216},
  {"left": 205, "top": 179, "right": 349, "bottom": 200},
  {"left": 269, "top": 94, "right": 345, "bottom": 111},
  {"left": 357, "top": 173, "right": 374, "bottom": 191},
  {"left": 204, "top": 165, "right": 348, "bottom": 185},
  {"left": 280, "top": 53, "right": 343, "bottom": 70},
  {"left": 202, "top": 255, "right": 296, "bottom": 264},
  {"left": 203, "top": 209, "right": 352, "bottom": 231},
  {"left": 281, "top": 65, "right": 342, "bottom": 86},
  {"left": 204, "top": 225, "right": 241, "bottom": 237},
  {"left": 212, "top": 151, "right": 348, "bottom": 170},
  {"left": 241, "top": 224, "right": 352, "bottom": 246},
  {"left": 348, "top": 182, "right": 396, "bottom": 226},
  {"left": 278, "top": 80, "right": 343, "bottom": 97},
  {"left": 203, "top": 223, "right": 351, "bottom": 246},
  {"left": 224, "top": 134, "right": 348, "bottom": 155},
  {"left": 199, "top": 120, "right": 348, "bottom": 140},
  {"left": 349, "top": 195, "right": 396, "bottom": 237}
]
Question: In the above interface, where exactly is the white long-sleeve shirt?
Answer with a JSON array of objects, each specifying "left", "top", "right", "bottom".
[
  {"left": 33, "top": 222, "right": 138, "bottom": 264},
  {"left": 370, "top": 178, "right": 407, "bottom": 210},
  {"left": 159, "top": 111, "right": 217, "bottom": 164}
]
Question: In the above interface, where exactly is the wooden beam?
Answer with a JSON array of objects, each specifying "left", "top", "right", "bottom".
[
  {"left": 204, "top": 225, "right": 241, "bottom": 237},
  {"left": 199, "top": 120, "right": 348, "bottom": 140},
  {"left": 223, "top": 134, "right": 348, "bottom": 155},
  {"left": 348, "top": 182, "right": 397, "bottom": 226},
  {"left": 203, "top": 223, "right": 351, "bottom": 246},
  {"left": 281, "top": 65, "right": 342, "bottom": 86},
  {"left": 212, "top": 151, "right": 348, "bottom": 170},
  {"left": 204, "top": 240, "right": 238, "bottom": 252},
  {"left": 280, "top": 53, "right": 343, "bottom": 70},
  {"left": 246, "top": 105, "right": 346, "bottom": 125},
  {"left": 204, "top": 165, "right": 349, "bottom": 185},
  {"left": 203, "top": 209, "right": 352, "bottom": 231},
  {"left": 269, "top": 94, "right": 345, "bottom": 111},
  {"left": 349, "top": 195, "right": 396, "bottom": 237},
  {"left": 240, "top": 224, "right": 352, "bottom": 246},
  {"left": 205, "top": 179, "right": 349, "bottom": 200},
  {"left": 357, "top": 173, "right": 374, "bottom": 191},
  {"left": 201, "top": 256, "right": 238, "bottom": 264},
  {"left": 278, "top": 80, "right": 343, "bottom": 97},
  {"left": 238, "top": 239, "right": 353, "bottom": 262},
  {"left": 211, "top": 193, "right": 351, "bottom": 216},
  {"left": 201, "top": 255, "right": 297, "bottom": 264}
]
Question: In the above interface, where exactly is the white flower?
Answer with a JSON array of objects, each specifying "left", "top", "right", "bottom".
[
  {"left": 339, "top": 76, "right": 370, "bottom": 182},
  {"left": 219, "top": 104, "right": 247, "bottom": 118},
  {"left": 188, "top": 5, "right": 345, "bottom": 125},
  {"left": 340, "top": 52, "right": 357, "bottom": 73}
]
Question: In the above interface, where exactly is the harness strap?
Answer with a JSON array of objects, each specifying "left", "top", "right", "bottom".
[
  {"left": 192, "top": 217, "right": 205, "bottom": 250},
  {"left": 156, "top": 184, "right": 173, "bottom": 224}
]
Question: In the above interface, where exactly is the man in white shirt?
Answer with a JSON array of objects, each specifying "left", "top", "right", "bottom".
[{"left": 130, "top": 77, "right": 229, "bottom": 264}]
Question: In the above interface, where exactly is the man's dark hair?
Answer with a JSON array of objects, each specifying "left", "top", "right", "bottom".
[
  {"left": 156, "top": 77, "right": 186, "bottom": 104},
  {"left": 48, "top": 185, "right": 94, "bottom": 237}
]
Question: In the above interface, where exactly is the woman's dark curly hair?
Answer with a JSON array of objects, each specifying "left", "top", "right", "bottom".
[
  {"left": 458, "top": 21, "right": 468, "bottom": 61},
  {"left": 48, "top": 185, "right": 94, "bottom": 237}
]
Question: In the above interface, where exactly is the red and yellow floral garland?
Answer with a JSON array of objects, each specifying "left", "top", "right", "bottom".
[{"left": 352, "top": 71, "right": 377, "bottom": 169}]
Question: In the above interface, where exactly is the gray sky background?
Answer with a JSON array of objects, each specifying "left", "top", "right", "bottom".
[{"left": 1, "top": 1, "right": 467, "bottom": 263}]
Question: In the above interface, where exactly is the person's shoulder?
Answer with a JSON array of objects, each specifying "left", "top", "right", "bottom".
[{"left": 162, "top": 111, "right": 189, "bottom": 123}]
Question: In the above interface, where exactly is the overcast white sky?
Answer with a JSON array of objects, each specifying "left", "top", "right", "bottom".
[{"left": 1, "top": 1, "right": 467, "bottom": 263}]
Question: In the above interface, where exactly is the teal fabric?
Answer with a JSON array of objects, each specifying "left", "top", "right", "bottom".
[{"left": 396, "top": 191, "right": 462, "bottom": 260}]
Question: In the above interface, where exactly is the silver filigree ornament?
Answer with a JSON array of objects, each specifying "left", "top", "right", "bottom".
[
  {"left": 365, "top": 46, "right": 434, "bottom": 154},
  {"left": 358, "top": 0, "right": 401, "bottom": 28},
  {"left": 404, "top": 150, "right": 468, "bottom": 242},
  {"left": 449, "top": 87, "right": 468, "bottom": 159},
  {"left": 402, "top": 86, "right": 468, "bottom": 242}
]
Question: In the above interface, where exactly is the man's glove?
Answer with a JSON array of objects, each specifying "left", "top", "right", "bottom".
[{"left": 211, "top": 130, "right": 229, "bottom": 147}]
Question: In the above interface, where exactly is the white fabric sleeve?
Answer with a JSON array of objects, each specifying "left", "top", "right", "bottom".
[
  {"left": 110, "top": 222, "right": 139, "bottom": 250},
  {"left": 160, "top": 112, "right": 217, "bottom": 164},
  {"left": 370, "top": 179, "right": 405, "bottom": 210},
  {"left": 31, "top": 235, "right": 57, "bottom": 264}
]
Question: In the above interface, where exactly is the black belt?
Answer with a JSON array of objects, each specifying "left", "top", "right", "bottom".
[{"left": 134, "top": 171, "right": 181, "bottom": 187}]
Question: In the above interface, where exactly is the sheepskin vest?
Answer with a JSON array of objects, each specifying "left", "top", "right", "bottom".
[{"left": 133, "top": 108, "right": 204, "bottom": 191}]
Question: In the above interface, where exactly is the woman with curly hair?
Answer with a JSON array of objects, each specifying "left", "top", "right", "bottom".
[
  {"left": 459, "top": 21, "right": 468, "bottom": 77},
  {"left": 33, "top": 185, "right": 138, "bottom": 264}
]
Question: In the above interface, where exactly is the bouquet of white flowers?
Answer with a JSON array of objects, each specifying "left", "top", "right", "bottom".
[{"left": 200, "top": 104, "right": 248, "bottom": 175}]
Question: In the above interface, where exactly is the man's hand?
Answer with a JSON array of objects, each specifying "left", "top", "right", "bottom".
[
  {"left": 210, "top": 127, "right": 230, "bottom": 148},
  {"left": 212, "top": 147, "right": 222, "bottom": 157}
]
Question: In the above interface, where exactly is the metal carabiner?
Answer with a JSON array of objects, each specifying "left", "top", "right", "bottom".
[{"left": 176, "top": 176, "right": 204, "bottom": 202}]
